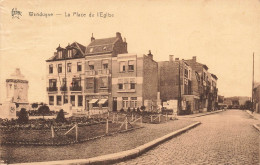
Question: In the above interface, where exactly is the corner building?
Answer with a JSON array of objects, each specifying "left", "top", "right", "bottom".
[{"left": 111, "top": 52, "right": 158, "bottom": 111}]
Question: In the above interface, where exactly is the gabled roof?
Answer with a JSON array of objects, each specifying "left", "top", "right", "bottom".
[
  {"left": 46, "top": 42, "right": 86, "bottom": 62},
  {"left": 85, "top": 37, "right": 119, "bottom": 55}
]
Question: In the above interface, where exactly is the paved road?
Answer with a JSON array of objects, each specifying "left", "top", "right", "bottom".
[{"left": 118, "top": 110, "right": 260, "bottom": 165}]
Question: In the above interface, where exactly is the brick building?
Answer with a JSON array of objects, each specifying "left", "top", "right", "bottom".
[
  {"left": 158, "top": 55, "right": 199, "bottom": 114},
  {"left": 46, "top": 42, "right": 86, "bottom": 113},
  {"left": 111, "top": 51, "right": 158, "bottom": 111},
  {"left": 84, "top": 32, "right": 127, "bottom": 113}
]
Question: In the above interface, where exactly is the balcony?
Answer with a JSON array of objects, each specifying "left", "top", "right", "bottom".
[
  {"left": 86, "top": 70, "right": 95, "bottom": 76},
  {"left": 47, "top": 87, "right": 58, "bottom": 92},
  {"left": 60, "top": 86, "right": 68, "bottom": 91},
  {"left": 98, "top": 69, "right": 110, "bottom": 75},
  {"left": 70, "top": 86, "right": 82, "bottom": 91}
]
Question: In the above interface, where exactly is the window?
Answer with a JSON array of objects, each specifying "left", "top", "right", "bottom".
[
  {"left": 49, "top": 96, "right": 54, "bottom": 105},
  {"left": 58, "top": 51, "right": 62, "bottom": 59},
  {"left": 123, "top": 97, "right": 128, "bottom": 108},
  {"left": 77, "top": 62, "right": 82, "bottom": 72},
  {"left": 63, "top": 95, "right": 68, "bottom": 104},
  {"left": 184, "top": 69, "right": 188, "bottom": 78},
  {"left": 100, "top": 77, "right": 108, "bottom": 88},
  {"left": 90, "top": 48, "right": 93, "bottom": 53},
  {"left": 67, "top": 63, "right": 72, "bottom": 72},
  {"left": 70, "top": 95, "right": 75, "bottom": 106},
  {"left": 130, "top": 83, "right": 135, "bottom": 89},
  {"left": 58, "top": 64, "right": 62, "bottom": 73},
  {"left": 118, "top": 84, "right": 123, "bottom": 89},
  {"left": 49, "top": 79, "right": 57, "bottom": 87},
  {"left": 128, "top": 61, "right": 134, "bottom": 71},
  {"left": 57, "top": 96, "right": 62, "bottom": 105},
  {"left": 49, "top": 64, "right": 53, "bottom": 74},
  {"left": 119, "top": 61, "right": 126, "bottom": 72},
  {"left": 68, "top": 49, "right": 72, "bottom": 58},
  {"left": 130, "top": 97, "right": 137, "bottom": 108},
  {"left": 72, "top": 78, "right": 81, "bottom": 88},
  {"left": 78, "top": 95, "right": 83, "bottom": 107},
  {"left": 86, "top": 78, "right": 94, "bottom": 89},
  {"left": 103, "top": 63, "right": 108, "bottom": 69}
]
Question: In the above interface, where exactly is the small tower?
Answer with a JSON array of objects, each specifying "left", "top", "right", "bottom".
[{"left": 6, "top": 68, "right": 29, "bottom": 110}]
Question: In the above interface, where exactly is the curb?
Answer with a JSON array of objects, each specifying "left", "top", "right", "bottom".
[
  {"left": 253, "top": 124, "right": 260, "bottom": 132},
  {"left": 245, "top": 110, "right": 258, "bottom": 120},
  {"left": 11, "top": 121, "right": 201, "bottom": 165},
  {"left": 178, "top": 110, "right": 224, "bottom": 118}
]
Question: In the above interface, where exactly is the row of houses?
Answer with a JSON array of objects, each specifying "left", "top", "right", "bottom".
[{"left": 46, "top": 32, "right": 218, "bottom": 115}]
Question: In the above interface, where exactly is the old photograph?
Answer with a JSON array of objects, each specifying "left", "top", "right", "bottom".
[{"left": 0, "top": 0, "right": 260, "bottom": 164}]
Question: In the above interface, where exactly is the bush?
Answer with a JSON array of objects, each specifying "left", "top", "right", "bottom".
[
  {"left": 127, "top": 107, "right": 131, "bottom": 113},
  {"left": 56, "top": 109, "right": 66, "bottom": 123},
  {"left": 140, "top": 105, "right": 146, "bottom": 111},
  {"left": 132, "top": 107, "right": 136, "bottom": 113},
  {"left": 137, "top": 107, "right": 141, "bottom": 113},
  {"left": 18, "top": 108, "right": 29, "bottom": 124},
  {"left": 120, "top": 108, "right": 124, "bottom": 113},
  {"left": 38, "top": 105, "right": 50, "bottom": 119}
]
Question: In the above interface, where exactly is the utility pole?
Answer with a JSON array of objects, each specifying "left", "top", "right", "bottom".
[
  {"left": 64, "top": 48, "right": 67, "bottom": 105},
  {"left": 252, "top": 52, "right": 254, "bottom": 112}
]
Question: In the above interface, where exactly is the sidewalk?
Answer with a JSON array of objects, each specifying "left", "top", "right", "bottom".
[
  {"left": 177, "top": 110, "right": 223, "bottom": 119},
  {"left": 246, "top": 110, "right": 260, "bottom": 120}
]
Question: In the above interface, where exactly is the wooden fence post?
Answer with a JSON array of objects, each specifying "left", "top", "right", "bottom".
[
  {"left": 51, "top": 125, "right": 54, "bottom": 138},
  {"left": 112, "top": 113, "right": 115, "bottom": 123},
  {"left": 159, "top": 114, "right": 161, "bottom": 123},
  {"left": 117, "top": 113, "right": 119, "bottom": 123},
  {"left": 125, "top": 117, "right": 128, "bottom": 130},
  {"left": 141, "top": 116, "right": 143, "bottom": 126},
  {"left": 106, "top": 117, "right": 109, "bottom": 134},
  {"left": 75, "top": 123, "right": 78, "bottom": 142},
  {"left": 166, "top": 113, "right": 168, "bottom": 122},
  {"left": 132, "top": 113, "right": 134, "bottom": 121},
  {"left": 150, "top": 115, "right": 153, "bottom": 123}
]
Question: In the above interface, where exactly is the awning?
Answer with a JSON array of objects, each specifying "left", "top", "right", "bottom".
[
  {"left": 98, "top": 99, "right": 108, "bottom": 104},
  {"left": 89, "top": 99, "right": 98, "bottom": 104}
]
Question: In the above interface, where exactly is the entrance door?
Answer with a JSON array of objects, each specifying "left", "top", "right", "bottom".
[{"left": 113, "top": 97, "right": 117, "bottom": 111}]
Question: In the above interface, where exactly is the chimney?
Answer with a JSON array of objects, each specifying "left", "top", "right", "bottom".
[
  {"left": 116, "top": 32, "right": 121, "bottom": 39},
  {"left": 147, "top": 50, "right": 153, "bottom": 60},
  {"left": 169, "top": 55, "right": 174, "bottom": 62},
  {"left": 192, "top": 56, "right": 196, "bottom": 62},
  {"left": 91, "top": 33, "right": 95, "bottom": 42},
  {"left": 175, "top": 58, "right": 179, "bottom": 61}
]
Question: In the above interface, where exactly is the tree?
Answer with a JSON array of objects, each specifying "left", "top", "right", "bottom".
[
  {"left": 18, "top": 108, "right": 29, "bottom": 124},
  {"left": 38, "top": 105, "right": 50, "bottom": 119},
  {"left": 56, "top": 109, "right": 66, "bottom": 123},
  {"left": 245, "top": 100, "right": 252, "bottom": 110},
  {"left": 140, "top": 105, "right": 146, "bottom": 111},
  {"left": 31, "top": 103, "right": 38, "bottom": 110}
]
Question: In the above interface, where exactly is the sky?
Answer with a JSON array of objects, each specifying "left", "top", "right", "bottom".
[{"left": 0, "top": 0, "right": 260, "bottom": 103}]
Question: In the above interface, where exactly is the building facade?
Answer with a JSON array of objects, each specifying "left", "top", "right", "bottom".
[
  {"left": 84, "top": 32, "right": 128, "bottom": 113},
  {"left": 46, "top": 42, "right": 86, "bottom": 113},
  {"left": 111, "top": 51, "right": 158, "bottom": 111},
  {"left": 253, "top": 84, "right": 260, "bottom": 113},
  {"left": 158, "top": 56, "right": 199, "bottom": 114}
]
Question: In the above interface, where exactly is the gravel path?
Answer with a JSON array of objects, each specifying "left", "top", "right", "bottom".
[{"left": 0, "top": 119, "right": 196, "bottom": 164}]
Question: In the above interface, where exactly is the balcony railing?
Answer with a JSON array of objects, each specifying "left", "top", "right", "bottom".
[
  {"left": 70, "top": 86, "right": 82, "bottom": 91},
  {"left": 60, "top": 86, "right": 68, "bottom": 91},
  {"left": 98, "top": 69, "right": 110, "bottom": 75},
  {"left": 86, "top": 70, "right": 95, "bottom": 76},
  {"left": 47, "top": 87, "right": 58, "bottom": 92}
]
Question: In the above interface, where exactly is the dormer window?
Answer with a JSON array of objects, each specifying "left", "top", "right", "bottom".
[
  {"left": 103, "top": 46, "right": 107, "bottom": 50},
  {"left": 90, "top": 48, "right": 93, "bottom": 53},
  {"left": 58, "top": 51, "right": 62, "bottom": 59},
  {"left": 68, "top": 49, "right": 72, "bottom": 58}
]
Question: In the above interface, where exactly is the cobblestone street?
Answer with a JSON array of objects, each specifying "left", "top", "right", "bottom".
[{"left": 118, "top": 110, "right": 260, "bottom": 165}]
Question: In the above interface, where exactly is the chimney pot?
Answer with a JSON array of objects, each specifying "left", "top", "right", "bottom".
[
  {"left": 116, "top": 32, "right": 121, "bottom": 38},
  {"left": 192, "top": 56, "right": 196, "bottom": 61},
  {"left": 91, "top": 33, "right": 95, "bottom": 42},
  {"left": 169, "top": 55, "right": 174, "bottom": 62},
  {"left": 175, "top": 58, "right": 179, "bottom": 61},
  {"left": 147, "top": 50, "right": 153, "bottom": 60}
]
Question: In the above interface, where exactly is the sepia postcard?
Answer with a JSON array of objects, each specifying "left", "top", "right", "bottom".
[{"left": 0, "top": 0, "right": 260, "bottom": 164}]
